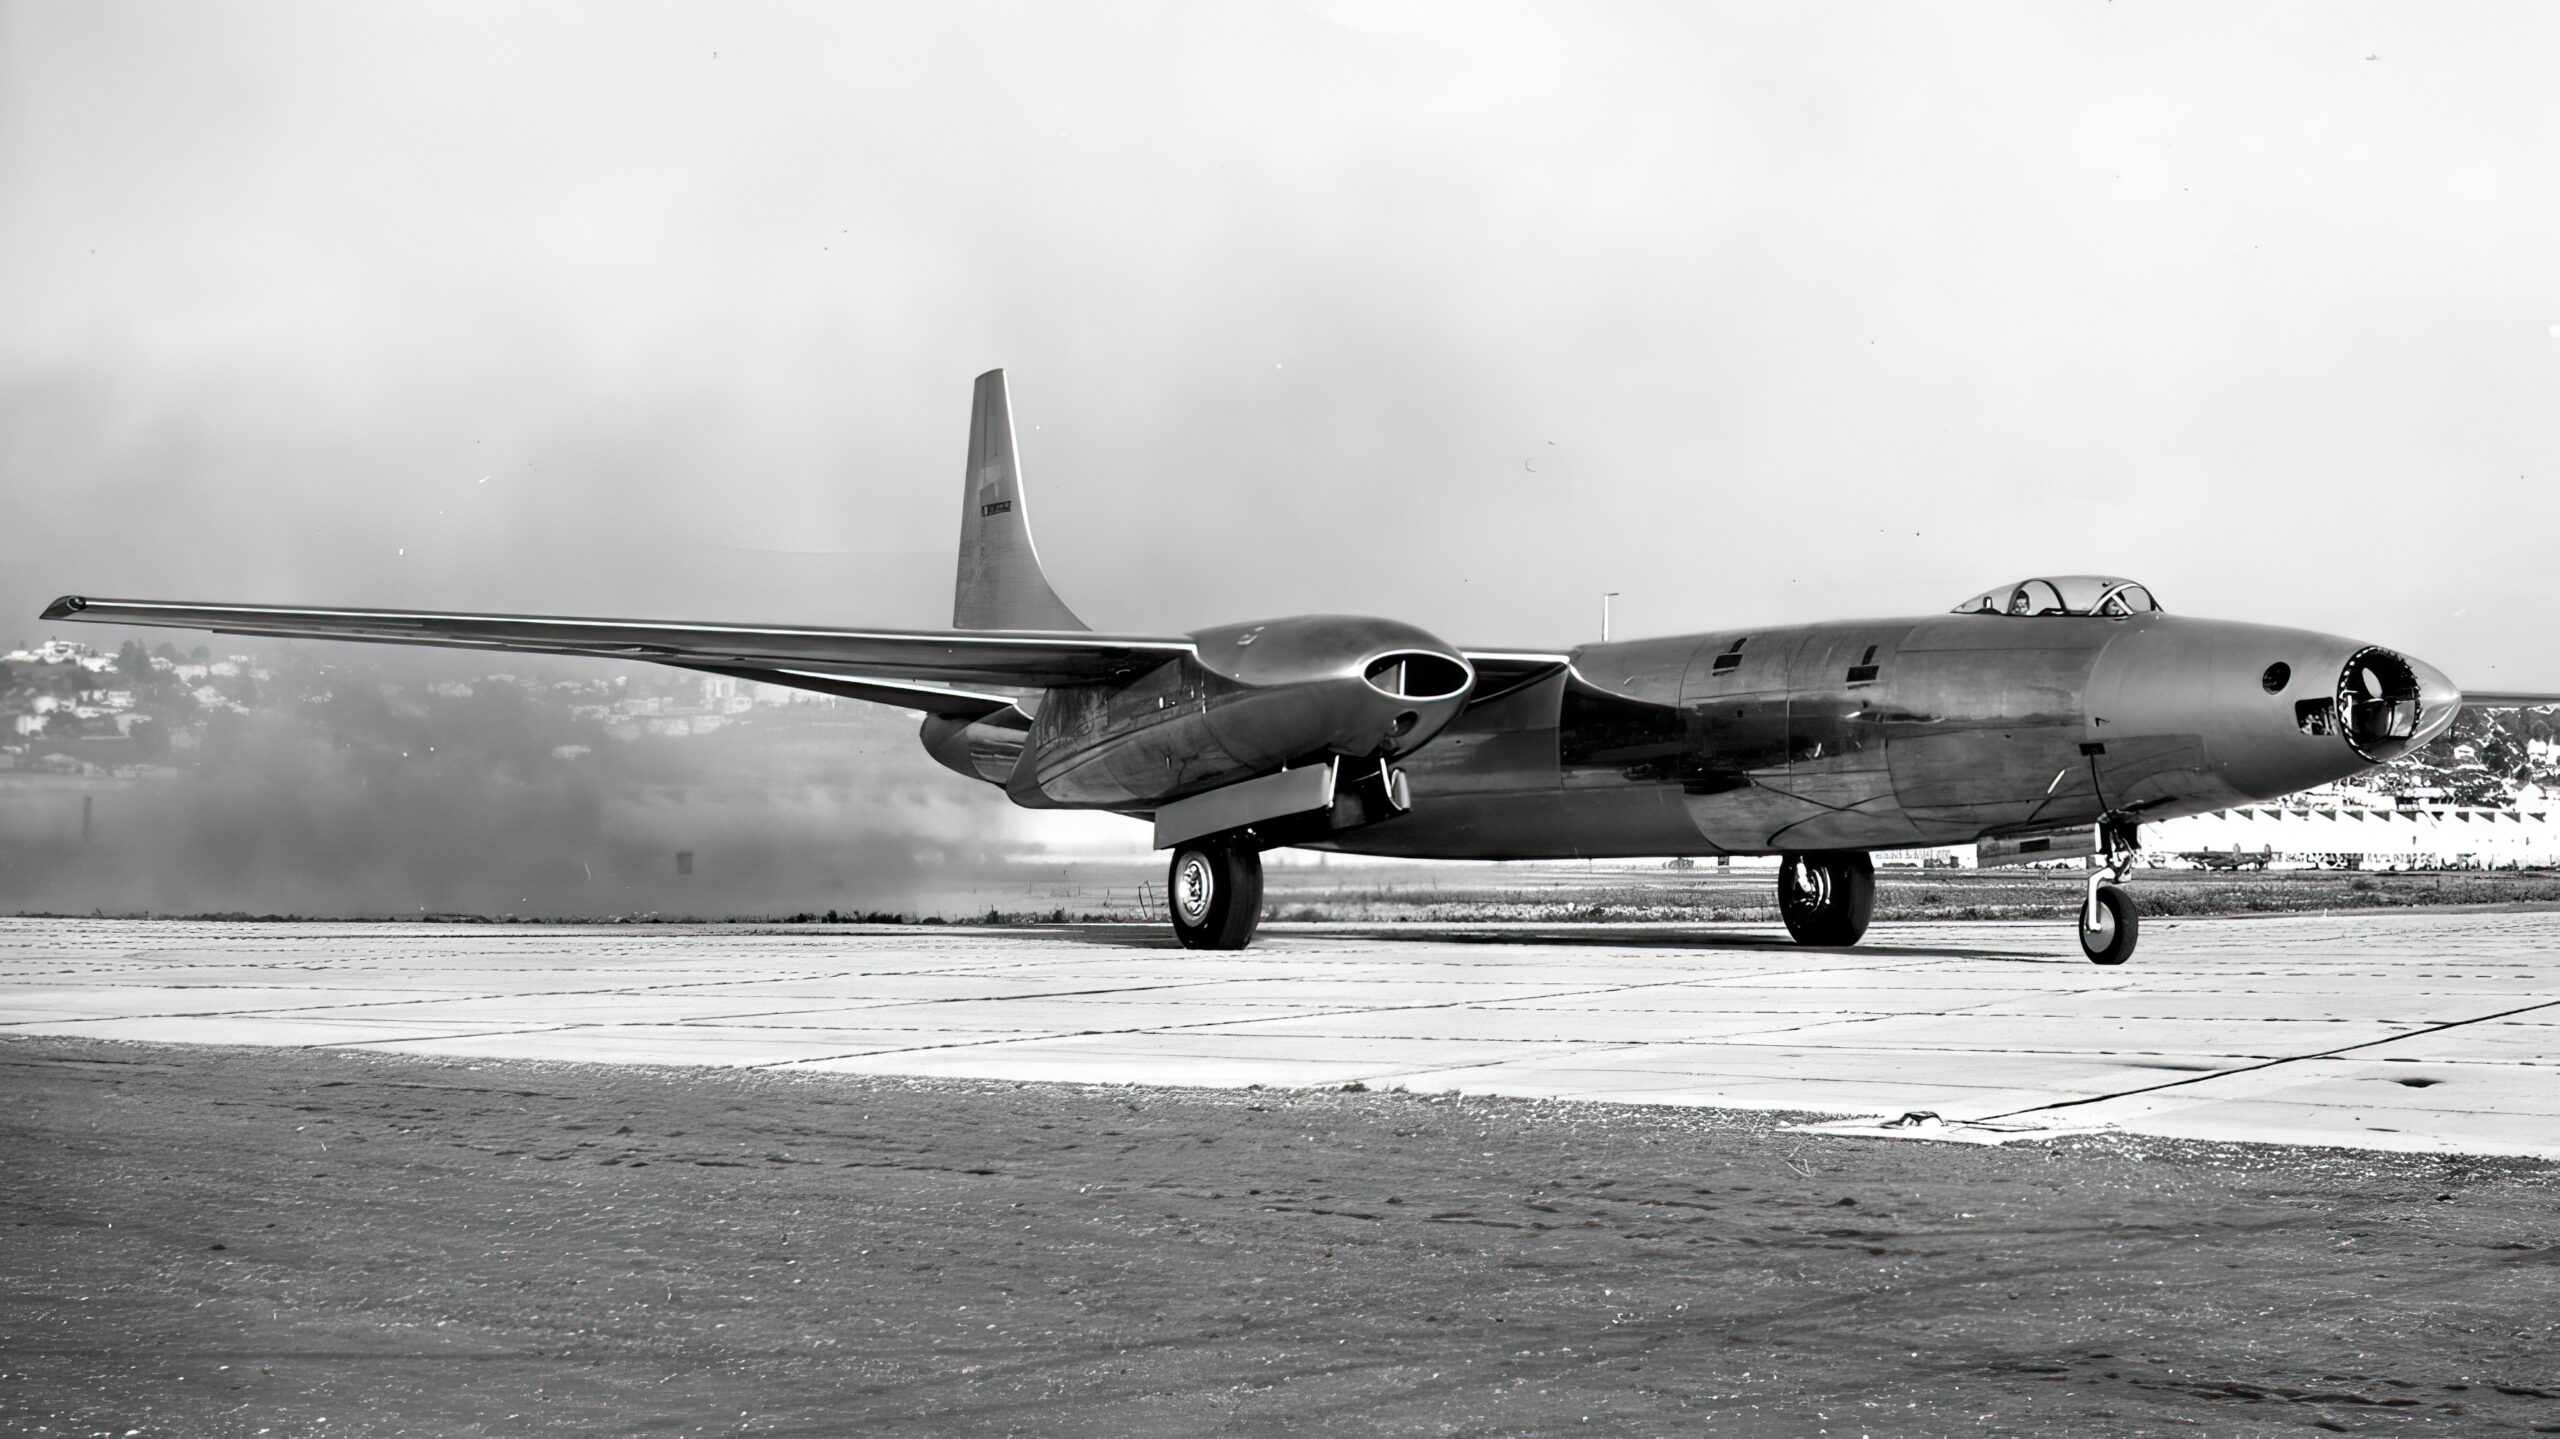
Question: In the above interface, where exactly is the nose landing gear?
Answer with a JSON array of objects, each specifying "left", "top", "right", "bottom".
[{"left": 2078, "top": 824, "right": 2141, "bottom": 965}]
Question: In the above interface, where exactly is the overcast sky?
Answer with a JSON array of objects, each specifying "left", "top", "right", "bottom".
[{"left": 4, "top": 1, "right": 2556, "bottom": 689}]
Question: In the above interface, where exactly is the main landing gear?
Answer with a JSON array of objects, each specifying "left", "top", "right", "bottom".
[
  {"left": 1779, "top": 850, "right": 1875, "bottom": 947},
  {"left": 1167, "top": 839, "right": 1264, "bottom": 950},
  {"left": 2079, "top": 830, "right": 2141, "bottom": 966}
]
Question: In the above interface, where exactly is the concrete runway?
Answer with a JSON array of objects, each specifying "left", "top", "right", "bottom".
[{"left": 3, "top": 911, "right": 2554, "bottom": 1158}]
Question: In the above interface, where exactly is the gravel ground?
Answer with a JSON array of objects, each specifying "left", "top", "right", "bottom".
[{"left": 4, "top": 1036, "right": 2557, "bottom": 1437}]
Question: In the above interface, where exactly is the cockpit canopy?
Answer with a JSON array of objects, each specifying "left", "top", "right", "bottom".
[{"left": 1952, "top": 575, "right": 2162, "bottom": 619}]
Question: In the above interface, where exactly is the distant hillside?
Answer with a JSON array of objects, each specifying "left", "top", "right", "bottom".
[{"left": 2346, "top": 706, "right": 2560, "bottom": 808}]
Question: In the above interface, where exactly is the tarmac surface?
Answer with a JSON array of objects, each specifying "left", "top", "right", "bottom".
[
  {"left": 11, "top": 1037, "right": 2558, "bottom": 1436},
  {"left": 3, "top": 910, "right": 2555, "bottom": 1158}
]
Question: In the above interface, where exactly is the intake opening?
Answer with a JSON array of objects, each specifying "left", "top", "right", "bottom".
[
  {"left": 1363, "top": 651, "right": 1472, "bottom": 702},
  {"left": 2336, "top": 647, "right": 2424, "bottom": 761}
]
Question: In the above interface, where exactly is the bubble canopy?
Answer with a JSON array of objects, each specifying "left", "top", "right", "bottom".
[{"left": 1953, "top": 576, "right": 2162, "bottom": 618}]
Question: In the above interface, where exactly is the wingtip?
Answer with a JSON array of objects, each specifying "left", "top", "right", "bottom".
[{"left": 39, "top": 595, "right": 86, "bottom": 622}]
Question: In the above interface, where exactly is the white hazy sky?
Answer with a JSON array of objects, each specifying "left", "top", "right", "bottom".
[{"left": 4, "top": 1, "right": 2557, "bottom": 689}]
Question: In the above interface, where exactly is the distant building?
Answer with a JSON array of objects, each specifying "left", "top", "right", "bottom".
[{"left": 2147, "top": 804, "right": 2560, "bottom": 869}]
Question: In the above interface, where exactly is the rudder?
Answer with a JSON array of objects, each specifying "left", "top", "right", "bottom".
[{"left": 954, "top": 369, "right": 1087, "bottom": 632}]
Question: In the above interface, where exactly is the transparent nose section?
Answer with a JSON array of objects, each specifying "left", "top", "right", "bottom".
[{"left": 2333, "top": 647, "right": 2460, "bottom": 761}]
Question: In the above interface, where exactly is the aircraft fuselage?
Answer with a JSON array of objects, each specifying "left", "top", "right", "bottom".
[{"left": 943, "top": 609, "right": 2457, "bottom": 861}]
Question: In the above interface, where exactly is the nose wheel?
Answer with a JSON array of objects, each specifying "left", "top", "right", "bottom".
[
  {"left": 2078, "top": 823, "right": 2142, "bottom": 965},
  {"left": 1167, "top": 840, "right": 1264, "bottom": 950},
  {"left": 2079, "top": 882, "right": 2138, "bottom": 965}
]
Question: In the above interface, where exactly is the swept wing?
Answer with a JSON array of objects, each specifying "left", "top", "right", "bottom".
[{"left": 40, "top": 595, "right": 1191, "bottom": 714}]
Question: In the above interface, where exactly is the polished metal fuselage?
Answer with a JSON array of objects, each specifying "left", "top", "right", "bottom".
[
  {"left": 932, "top": 609, "right": 2456, "bottom": 859},
  {"left": 1329, "top": 611, "right": 2445, "bottom": 858}
]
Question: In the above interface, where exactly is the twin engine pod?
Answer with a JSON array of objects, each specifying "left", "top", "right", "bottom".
[
  {"left": 985, "top": 614, "right": 1477, "bottom": 810},
  {"left": 1186, "top": 614, "right": 1474, "bottom": 762}
]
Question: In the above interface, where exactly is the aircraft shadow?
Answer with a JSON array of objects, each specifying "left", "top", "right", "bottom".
[
  {"left": 1292, "top": 926, "right": 2045, "bottom": 962},
  {"left": 1014, "top": 921, "right": 2043, "bottom": 962}
]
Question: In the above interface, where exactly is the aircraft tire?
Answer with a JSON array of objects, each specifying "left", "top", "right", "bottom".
[
  {"left": 1779, "top": 851, "right": 1874, "bottom": 947},
  {"left": 1168, "top": 842, "right": 1263, "bottom": 950},
  {"left": 2079, "top": 883, "right": 2138, "bottom": 966}
]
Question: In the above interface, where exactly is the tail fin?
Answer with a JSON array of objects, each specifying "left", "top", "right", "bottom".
[{"left": 954, "top": 369, "right": 1087, "bottom": 632}]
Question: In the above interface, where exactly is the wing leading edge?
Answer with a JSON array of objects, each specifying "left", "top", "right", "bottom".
[
  {"left": 41, "top": 595, "right": 1192, "bottom": 708},
  {"left": 1459, "top": 649, "right": 1573, "bottom": 706}
]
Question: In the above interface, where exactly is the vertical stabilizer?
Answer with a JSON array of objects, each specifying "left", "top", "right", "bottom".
[{"left": 954, "top": 369, "right": 1088, "bottom": 632}]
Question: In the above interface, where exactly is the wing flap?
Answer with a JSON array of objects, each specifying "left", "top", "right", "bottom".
[
  {"left": 672, "top": 663, "right": 1016, "bottom": 720},
  {"left": 41, "top": 596, "right": 1190, "bottom": 688}
]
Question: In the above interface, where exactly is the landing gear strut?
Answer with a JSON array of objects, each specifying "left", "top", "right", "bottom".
[
  {"left": 1167, "top": 840, "right": 1263, "bottom": 950},
  {"left": 2079, "top": 823, "right": 2141, "bottom": 966},
  {"left": 1779, "top": 850, "right": 1875, "bottom": 947}
]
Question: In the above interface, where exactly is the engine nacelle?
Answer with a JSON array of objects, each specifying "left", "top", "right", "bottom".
[{"left": 1012, "top": 614, "right": 1475, "bottom": 808}]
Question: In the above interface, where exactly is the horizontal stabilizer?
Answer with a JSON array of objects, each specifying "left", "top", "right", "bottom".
[{"left": 40, "top": 595, "right": 1190, "bottom": 690}]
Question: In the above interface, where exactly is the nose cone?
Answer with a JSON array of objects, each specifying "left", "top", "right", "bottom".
[
  {"left": 2084, "top": 618, "right": 2466, "bottom": 809},
  {"left": 2406, "top": 653, "right": 2462, "bottom": 750}
]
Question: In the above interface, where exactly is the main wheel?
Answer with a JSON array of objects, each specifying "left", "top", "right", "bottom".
[
  {"left": 1167, "top": 842, "right": 1263, "bottom": 950},
  {"left": 2079, "top": 883, "right": 2138, "bottom": 966},
  {"left": 1778, "top": 851, "right": 1875, "bottom": 947}
]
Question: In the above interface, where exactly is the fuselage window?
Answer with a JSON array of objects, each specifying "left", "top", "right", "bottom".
[
  {"left": 1710, "top": 636, "right": 1749, "bottom": 675},
  {"left": 1845, "top": 644, "right": 1880, "bottom": 685}
]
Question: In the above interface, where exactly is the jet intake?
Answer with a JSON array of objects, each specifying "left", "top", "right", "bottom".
[
  {"left": 1185, "top": 615, "right": 1476, "bottom": 764},
  {"left": 2335, "top": 646, "right": 2428, "bottom": 762},
  {"left": 1363, "top": 651, "right": 1473, "bottom": 702},
  {"left": 1019, "top": 615, "right": 1477, "bottom": 810}
]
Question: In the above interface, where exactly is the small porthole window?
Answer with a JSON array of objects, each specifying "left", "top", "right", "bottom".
[{"left": 2262, "top": 662, "right": 2291, "bottom": 695}]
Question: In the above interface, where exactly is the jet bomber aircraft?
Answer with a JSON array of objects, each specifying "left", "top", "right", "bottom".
[{"left": 47, "top": 371, "right": 2557, "bottom": 962}]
